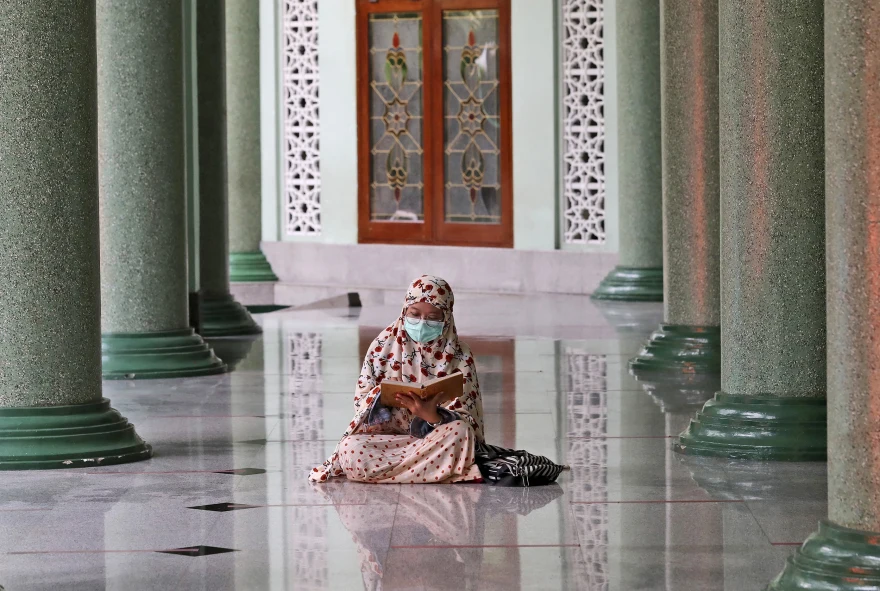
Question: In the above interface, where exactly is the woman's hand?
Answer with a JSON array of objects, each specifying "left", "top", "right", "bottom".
[{"left": 395, "top": 391, "right": 446, "bottom": 424}]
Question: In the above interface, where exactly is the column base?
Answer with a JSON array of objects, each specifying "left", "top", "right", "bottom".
[
  {"left": 674, "top": 393, "right": 826, "bottom": 461},
  {"left": 102, "top": 328, "right": 227, "bottom": 379},
  {"left": 767, "top": 520, "right": 880, "bottom": 590},
  {"left": 630, "top": 324, "right": 721, "bottom": 374},
  {"left": 229, "top": 251, "right": 278, "bottom": 283},
  {"left": 591, "top": 266, "right": 663, "bottom": 302},
  {"left": 0, "top": 398, "right": 152, "bottom": 470},
  {"left": 200, "top": 292, "right": 262, "bottom": 337}
]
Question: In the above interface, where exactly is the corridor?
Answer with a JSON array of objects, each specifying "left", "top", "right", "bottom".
[{"left": 0, "top": 295, "right": 826, "bottom": 590}]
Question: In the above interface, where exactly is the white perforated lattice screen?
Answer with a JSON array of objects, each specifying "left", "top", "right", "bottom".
[
  {"left": 283, "top": 0, "right": 321, "bottom": 235},
  {"left": 561, "top": 0, "right": 605, "bottom": 245}
]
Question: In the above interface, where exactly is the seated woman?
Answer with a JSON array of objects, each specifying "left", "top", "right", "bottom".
[{"left": 310, "top": 276, "right": 484, "bottom": 484}]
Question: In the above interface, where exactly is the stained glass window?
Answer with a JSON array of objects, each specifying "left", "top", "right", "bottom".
[
  {"left": 358, "top": 1, "right": 511, "bottom": 246},
  {"left": 368, "top": 14, "right": 425, "bottom": 222},
  {"left": 442, "top": 10, "right": 502, "bottom": 224}
]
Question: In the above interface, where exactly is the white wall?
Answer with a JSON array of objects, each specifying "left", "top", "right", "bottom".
[
  {"left": 511, "top": 0, "right": 558, "bottom": 250},
  {"left": 259, "top": 0, "right": 281, "bottom": 242},
  {"left": 602, "top": 0, "right": 620, "bottom": 254},
  {"left": 315, "top": 0, "right": 359, "bottom": 244},
  {"left": 262, "top": 0, "right": 599, "bottom": 252}
]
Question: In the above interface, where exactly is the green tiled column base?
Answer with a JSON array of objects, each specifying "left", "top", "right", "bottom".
[
  {"left": 229, "top": 251, "right": 278, "bottom": 283},
  {"left": 200, "top": 292, "right": 262, "bottom": 337},
  {"left": 674, "top": 393, "right": 826, "bottom": 461},
  {"left": 767, "top": 520, "right": 880, "bottom": 590},
  {"left": 102, "top": 328, "right": 227, "bottom": 379},
  {"left": 630, "top": 324, "right": 721, "bottom": 374},
  {"left": 591, "top": 266, "right": 663, "bottom": 301},
  {"left": 0, "top": 398, "right": 152, "bottom": 470}
]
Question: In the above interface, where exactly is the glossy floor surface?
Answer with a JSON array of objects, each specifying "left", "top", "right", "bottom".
[{"left": 0, "top": 295, "right": 826, "bottom": 590}]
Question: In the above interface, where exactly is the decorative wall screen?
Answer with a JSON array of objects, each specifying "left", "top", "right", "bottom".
[
  {"left": 356, "top": 0, "right": 513, "bottom": 247},
  {"left": 562, "top": 0, "right": 606, "bottom": 245},
  {"left": 283, "top": 0, "right": 321, "bottom": 235}
]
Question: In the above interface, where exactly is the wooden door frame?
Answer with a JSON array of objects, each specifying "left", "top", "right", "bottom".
[{"left": 355, "top": 0, "right": 513, "bottom": 247}]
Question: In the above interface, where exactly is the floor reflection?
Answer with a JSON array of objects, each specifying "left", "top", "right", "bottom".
[
  {"left": 0, "top": 296, "right": 829, "bottom": 591},
  {"left": 206, "top": 336, "right": 258, "bottom": 370},
  {"left": 315, "top": 483, "right": 564, "bottom": 591}
]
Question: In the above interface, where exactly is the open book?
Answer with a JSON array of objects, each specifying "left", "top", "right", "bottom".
[{"left": 379, "top": 372, "right": 464, "bottom": 409}]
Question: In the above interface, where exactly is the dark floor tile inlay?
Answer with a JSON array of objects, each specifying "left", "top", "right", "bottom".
[
  {"left": 189, "top": 502, "right": 260, "bottom": 512},
  {"left": 158, "top": 546, "right": 238, "bottom": 557},
  {"left": 214, "top": 468, "right": 267, "bottom": 475}
]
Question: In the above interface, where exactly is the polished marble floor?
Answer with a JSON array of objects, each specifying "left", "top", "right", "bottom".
[{"left": 0, "top": 294, "right": 826, "bottom": 590}]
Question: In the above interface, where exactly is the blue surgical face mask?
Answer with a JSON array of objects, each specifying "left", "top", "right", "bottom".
[{"left": 404, "top": 318, "right": 444, "bottom": 343}]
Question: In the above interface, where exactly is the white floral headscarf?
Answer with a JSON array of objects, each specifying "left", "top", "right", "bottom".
[{"left": 310, "top": 276, "right": 484, "bottom": 483}]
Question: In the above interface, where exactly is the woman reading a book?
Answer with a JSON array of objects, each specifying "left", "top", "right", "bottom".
[{"left": 309, "top": 275, "right": 485, "bottom": 484}]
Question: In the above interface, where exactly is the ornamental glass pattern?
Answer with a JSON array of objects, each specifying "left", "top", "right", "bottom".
[
  {"left": 368, "top": 13, "right": 425, "bottom": 222},
  {"left": 442, "top": 10, "right": 502, "bottom": 224},
  {"left": 357, "top": 0, "right": 512, "bottom": 246}
]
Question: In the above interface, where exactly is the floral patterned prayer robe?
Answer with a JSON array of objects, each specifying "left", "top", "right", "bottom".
[{"left": 310, "top": 276, "right": 484, "bottom": 484}]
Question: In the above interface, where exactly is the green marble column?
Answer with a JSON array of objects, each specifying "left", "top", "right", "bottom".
[
  {"left": 675, "top": 0, "right": 826, "bottom": 461},
  {"left": 197, "top": 0, "right": 261, "bottom": 336},
  {"left": 592, "top": 0, "right": 663, "bottom": 302},
  {"left": 226, "top": 0, "right": 277, "bottom": 283},
  {"left": 630, "top": 0, "right": 720, "bottom": 374},
  {"left": 768, "top": 1, "right": 880, "bottom": 588},
  {"left": 97, "top": 0, "right": 226, "bottom": 379},
  {"left": 0, "top": 2, "right": 151, "bottom": 468}
]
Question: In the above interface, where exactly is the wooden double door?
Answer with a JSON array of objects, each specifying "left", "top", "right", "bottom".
[{"left": 356, "top": 0, "right": 513, "bottom": 247}]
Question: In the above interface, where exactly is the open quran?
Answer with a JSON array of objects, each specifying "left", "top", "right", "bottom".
[{"left": 379, "top": 372, "right": 463, "bottom": 408}]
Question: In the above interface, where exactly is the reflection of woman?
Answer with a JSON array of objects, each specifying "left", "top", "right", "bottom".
[
  {"left": 317, "top": 482, "right": 564, "bottom": 590},
  {"left": 310, "top": 276, "right": 485, "bottom": 484}
]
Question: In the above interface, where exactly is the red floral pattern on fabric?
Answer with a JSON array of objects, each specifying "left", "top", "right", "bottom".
[
  {"left": 309, "top": 276, "right": 485, "bottom": 483},
  {"left": 336, "top": 421, "right": 481, "bottom": 484}
]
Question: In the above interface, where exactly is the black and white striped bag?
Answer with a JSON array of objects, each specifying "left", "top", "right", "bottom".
[{"left": 474, "top": 442, "right": 569, "bottom": 487}]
